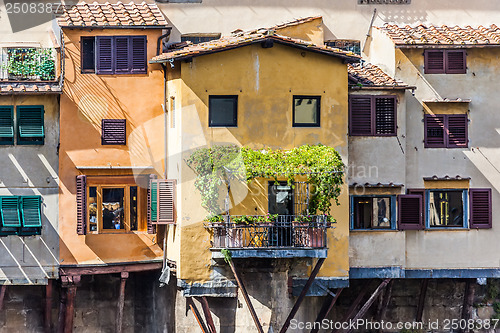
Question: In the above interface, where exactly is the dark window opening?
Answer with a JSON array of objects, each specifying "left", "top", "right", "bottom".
[
  {"left": 81, "top": 37, "right": 95, "bottom": 73},
  {"left": 293, "top": 96, "right": 320, "bottom": 127},
  {"left": 325, "top": 39, "right": 361, "bottom": 55},
  {"left": 209, "top": 95, "right": 237, "bottom": 127},
  {"left": 102, "top": 188, "right": 125, "bottom": 230},
  {"left": 268, "top": 182, "right": 294, "bottom": 215},
  {"left": 352, "top": 196, "right": 392, "bottom": 229},
  {"left": 428, "top": 190, "right": 464, "bottom": 227},
  {"left": 181, "top": 33, "right": 221, "bottom": 44},
  {"left": 349, "top": 95, "right": 396, "bottom": 136},
  {"left": 130, "top": 186, "right": 138, "bottom": 231}
]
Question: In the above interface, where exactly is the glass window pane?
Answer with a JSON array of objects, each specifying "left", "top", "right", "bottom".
[
  {"left": 354, "top": 197, "right": 371, "bottom": 229},
  {"left": 294, "top": 97, "right": 319, "bottom": 125},
  {"left": 88, "top": 187, "right": 98, "bottom": 232},
  {"left": 353, "top": 197, "right": 391, "bottom": 229},
  {"left": 209, "top": 97, "right": 236, "bottom": 126},
  {"left": 372, "top": 198, "right": 391, "bottom": 228},
  {"left": 429, "top": 191, "right": 463, "bottom": 227},
  {"left": 102, "top": 188, "right": 125, "bottom": 230},
  {"left": 268, "top": 182, "right": 293, "bottom": 215},
  {"left": 130, "top": 186, "right": 138, "bottom": 231}
]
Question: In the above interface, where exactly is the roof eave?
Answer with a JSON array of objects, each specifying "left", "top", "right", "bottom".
[
  {"left": 59, "top": 25, "right": 168, "bottom": 30},
  {"left": 349, "top": 85, "right": 415, "bottom": 91},
  {"left": 395, "top": 43, "right": 499, "bottom": 49}
]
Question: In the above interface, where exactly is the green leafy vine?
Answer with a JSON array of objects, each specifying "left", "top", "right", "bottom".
[{"left": 3, "top": 48, "right": 55, "bottom": 81}]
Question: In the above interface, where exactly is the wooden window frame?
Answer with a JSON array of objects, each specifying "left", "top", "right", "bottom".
[
  {"left": 208, "top": 95, "right": 238, "bottom": 127},
  {"left": 292, "top": 95, "right": 321, "bottom": 127},
  {"left": 425, "top": 189, "right": 468, "bottom": 229},
  {"left": 424, "top": 49, "right": 466, "bottom": 74},
  {"left": 350, "top": 195, "right": 397, "bottom": 230},
  {"left": 349, "top": 95, "right": 397, "bottom": 136},
  {"left": 424, "top": 114, "right": 468, "bottom": 148}
]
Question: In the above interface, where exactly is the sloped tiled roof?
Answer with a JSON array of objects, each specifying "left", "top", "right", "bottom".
[
  {"left": 0, "top": 83, "right": 62, "bottom": 95},
  {"left": 57, "top": 1, "right": 167, "bottom": 28},
  {"left": 272, "top": 16, "right": 322, "bottom": 30},
  {"left": 348, "top": 63, "right": 411, "bottom": 89},
  {"left": 378, "top": 24, "right": 500, "bottom": 47},
  {"left": 150, "top": 28, "right": 360, "bottom": 63}
]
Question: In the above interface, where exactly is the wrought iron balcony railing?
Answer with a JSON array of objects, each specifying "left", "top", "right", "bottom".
[{"left": 207, "top": 215, "right": 332, "bottom": 249}]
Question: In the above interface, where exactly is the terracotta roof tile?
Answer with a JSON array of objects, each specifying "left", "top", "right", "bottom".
[
  {"left": 0, "top": 83, "right": 62, "bottom": 95},
  {"left": 57, "top": 1, "right": 167, "bottom": 28},
  {"left": 378, "top": 24, "right": 500, "bottom": 47},
  {"left": 348, "top": 63, "right": 410, "bottom": 89}
]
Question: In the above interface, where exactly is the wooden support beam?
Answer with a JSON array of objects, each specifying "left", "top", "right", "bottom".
[
  {"left": 229, "top": 260, "right": 264, "bottom": 333},
  {"left": 187, "top": 297, "right": 209, "bottom": 333},
  {"left": 45, "top": 280, "right": 53, "bottom": 333},
  {"left": 375, "top": 279, "right": 393, "bottom": 325},
  {"left": 116, "top": 272, "right": 129, "bottom": 333},
  {"left": 461, "top": 279, "right": 476, "bottom": 332},
  {"left": 64, "top": 286, "right": 77, "bottom": 333},
  {"left": 344, "top": 279, "right": 391, "bottom": 333},
  {"left": 279, "top": 257, "right": 326, "bottom": 333},
  {"left": 0, "top": 285, "right": 6, "bottom": 311},
  {"left": 335, "top": 280, "right": 372, "bottom": 331},
  {"left": 416, "top": 279, "right": 429, "bottom": 322},
  {"left": 57, "top": 286, "right": 67, "bottom": 333},
  {"left": 311, "top": 288, "right": 343, "bottom": 333},
  {"left": 197, "top": 296, "right": 216, "bottom": 333}
]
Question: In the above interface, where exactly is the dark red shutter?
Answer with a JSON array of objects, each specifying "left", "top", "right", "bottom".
[
  {"left": 349, "top": 96, "right": 373, "bottom": 135},
  {"left": 424, "top": 114, "right": 445, "bottom": 147},
  {"left": 101, "top": 119, "right": 126, "bottom": 145},
  {"left": 407, "top": 189, "right": 425, "bottom": 223},
  {"left": 470, "top": 189, "right": 492, "bottom": 229},
  {"left": 375, "top": 96, "right": 396, "bottom": 135},
  {"left": 76, "top": 175, "right": 87, "bottom": 235},
  {"left": 398, "top": 194, "right": 423, "bottom": 230},
  {"left": 115, "top": 37, "right": 131, "bottom": 74},
  {"left": 147, "top": 175, "right": 158, "bottom": 234},
  {"left": 96, "top": 36, "right": 114, "bottom": 74},
  {"left": 157, "top": 180, "right": 176, "bottom": 224},
  {"left": 424, "top": 50, "right": 445, "bottom": 74},
  {"left": 446, "top": 50, "right": 466, "bottom": 74},
  {"left": 447, "top": 114, "right": 468, "bottom": 148},
  {"left": 131, "top": 36, "right": 147, "bottom": 74}
]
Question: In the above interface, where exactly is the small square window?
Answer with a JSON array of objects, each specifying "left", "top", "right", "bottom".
[
  {"left": 209, "top": 96, "right": 237, "bottom": 127},
  {"left": 428, "top": 190, "right": 465, "bottom": 228},
  {"left": 351, "top": 196, "right": 394, "bottom": 230},
  {"left": 293, "top": 96, "right": 320, "bottom": 127}
]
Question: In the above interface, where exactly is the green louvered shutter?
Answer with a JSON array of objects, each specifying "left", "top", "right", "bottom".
[
  {"left": 0, "top": 106, "right": 14, "bottom": 145},
  {"left": 20, "top": 196, "right": 42, "bottom": 227},
  {"left": 0, "top": 197, "right": 21, "bottom": 227},
  {"left": 17, "top": 105, "right": 44, "bottom": 144},
  {"left": 147, "top": 175, "right": 158, "bottom": 234}
]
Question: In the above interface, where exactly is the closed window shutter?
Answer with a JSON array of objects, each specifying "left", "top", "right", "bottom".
[
  {"left": 76, "top": 175, "right": 87, "bottom": 235},
  {"left": 446, "top": 50, "right": 466, "bottom": 74},
  {"left": 470, "top": 189, "right": 492, "bottom": 229},
  {"left": 408, "top": 189, "right": 426, "bottom": 223},
  {"left": 375, "top": 96, "right": 396, "bottom": 135},
  {"left": 20, "top": 196, "right": 42, "bottom": 227},
  {"left": 425, "top": 50, "right": 445, "bottom": 74},
  {"left": 96, "top": 36, "right": 114, "bottom": 74},
  {"left": 131, "top": 36, "right": 147, "bottom": 74},
  {"left": 101, "top": 119, "right": 126, "bottom": 145},
  {"left": 0, "top": 197, "right": 21, "bottom": 227},
  {"left": 115, "top": 37, "right": 131, "bottom": 74},
  {"left": 147, "top": 175, "right": 158, "bottom": 234},
  {"left": 447, "top": 114, "right": 468, "bottom": 147},
  {"left": 349, "top": 96, "right": 372, "bottom": 135},
  {"left": 0, "top": 106, "right": 14, "bottom": 144},
  {"left": 157, "top": 180, "right": 176, "bottom": 224},
  {"left": 17, "top": 105, "right": 44, "bottom": 140},
  {"left": 397, "top": 194, "right": 423, "bottom": 230},
  {"left": 424, "top": 114, "right": 445, "bottom": 147}
]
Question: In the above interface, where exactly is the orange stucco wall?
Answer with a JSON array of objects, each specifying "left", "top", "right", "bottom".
[{"left": 59, "top": 28, "right": 166, "bottom": 265}]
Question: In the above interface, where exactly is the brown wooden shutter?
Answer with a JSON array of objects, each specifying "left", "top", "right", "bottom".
[
  {"left": 76, "top": 175, "right": 87, "bottom": 235},
  {"left": 424, "top": 50, "right": 445, "bottom": 74},
  {"left": 424, "top": 114, "right": 445, "bottom": 147},
  {"left": 446, "top": 50, "right": 466, "bottom": 74},
  {"left": 375, "top": 96, "right": 396, "bottom": 135},
  {"left": 470, "top": 188, "right": 492, "bottom": 229},
  {"left": 131, "top": 36, "right": 147, "bottom": 74},
  {"left": 349, "top": 96, "right": 373, "bottom": 135},
  {"left": 447, "top": 114, "right": 468, "bottom": 148},
  {"left": 101, "top": 119, "right": 126, "bottom": 145},
  {"left": 398, "top": 194, "right": 423, "bottom": 230},
  {"left": 157, "top": 179, "right": 176, "bottom": 224},
  {"left": 115, "top": 37, "right": 131, "bottom": 74},
  {"left": 147, "top": 175, "right": 158, "bottom": 234},
  {"left": 407, "top": 189, "right": 426, "bottom": 223},
  {"left": 96, "top": 36, "right": 114, "bottom": 74}
]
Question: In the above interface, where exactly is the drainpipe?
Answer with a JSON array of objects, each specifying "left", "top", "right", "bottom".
[{"left": 157, "top": 28, "right": 172, "bottom": 56}]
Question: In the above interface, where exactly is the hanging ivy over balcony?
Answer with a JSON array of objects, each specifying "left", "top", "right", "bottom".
[
  {"left": 3, "top": 48, "right": 55, "bottom": 81},
  {"left": 186, "top": 144, "right": 345, "bottom": 215}
]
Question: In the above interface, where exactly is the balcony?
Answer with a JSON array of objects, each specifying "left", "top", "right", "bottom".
[
  {"left": 207, "top": 215, "right": 332, "bottom": 259},
  {"left": 1, "top": 48, "right": 57, "bottom": 82}
]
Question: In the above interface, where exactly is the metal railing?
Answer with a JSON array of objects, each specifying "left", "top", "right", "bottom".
[{"left": 207, "top": 215, "right": 331, "bottom": 249}]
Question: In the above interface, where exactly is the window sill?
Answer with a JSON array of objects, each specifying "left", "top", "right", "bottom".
[
  {"left": 350, "top": 229, "right": 398, "bottom": 232},
  {"left": 86, "top": 230, "right": 150, "bottom": 235}
]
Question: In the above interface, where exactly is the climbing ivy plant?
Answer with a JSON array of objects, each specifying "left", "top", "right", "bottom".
[
  {"left": 3, "top": 48, "right": 55, "bottom": 81},
  {"left": 186, "top": 144, "right": 345, "bottom": 216}
]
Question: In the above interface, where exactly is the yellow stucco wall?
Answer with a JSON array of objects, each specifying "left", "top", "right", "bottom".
[
  {"left": 274, "top": 17, "right": 324, "bottom": 45},
  {"left": 170, "top": 42, "right": 350, "bottom": 283},
  {"left": 59, "top": 28, "right": 165, "bottom": 265}
]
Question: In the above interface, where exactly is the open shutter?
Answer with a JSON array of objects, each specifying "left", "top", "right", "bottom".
[
  {"left": 424, "top": 50, "right": 445, "bottom": 74},
  {"left": 20, "top": 196, "right": 42, "bottom": 227},
  {"left": 147, "top": 175, "right": 158, "bottom": 234},
  {"left": 17, "top": 105, "right": 44, "bottom": 142},
  {"left": 101, "top": 119, "right": 126, "bottom": 145},
  {"left": 470, "top": 189, "right": 492, "bottom": 229},
  {"left": 115, "top": 37, "right": 131, "bottom": 74},
  {"left": 0, "top": 106, "right": 14, "bottom": 144},
  {"left": 157, "top": 180, "right": 176, "bottom": 224},
  {"left": 375, "top": 96, "right": 396, "bottom": 135},
  {"left": 424, "top": 114, "right": 445, "bottom": 147},
  {"left": 398, "top": 194, "right": 423, "bottom": 230},
  {"left": 96, "top": 36, "right": 114, "bottom": 74},
  {"left": 447, "top": 114, "right": 468, "bottom": 148},
  {"left": 0, "top": 197, "right": 21, "bottom": 227},
  {"left": 349, "top": 96, "right": 373, "bottom": 135},
  {"left": 76, "top": 175, "right": 87, "bottom": 235},
  {"left": 446, "top": 50, "right": 466, "bottom": 74},
  {"left": 131, "top": 36, "right": 147, "bottom": 74}
]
